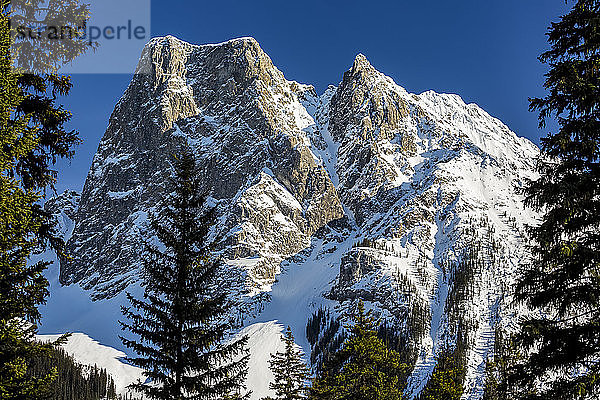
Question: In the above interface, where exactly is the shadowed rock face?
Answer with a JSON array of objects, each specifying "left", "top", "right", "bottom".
[{"left": 56, "top": 35, "right": 541, "bottom": 398}]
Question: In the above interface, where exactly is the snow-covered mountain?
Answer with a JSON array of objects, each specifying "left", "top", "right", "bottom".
[
  {"left": 36, "top": 333, "right": 145, "bottom": 396},
  {"left": 46, "top": 35, "right": 540, "bottom": 399}
]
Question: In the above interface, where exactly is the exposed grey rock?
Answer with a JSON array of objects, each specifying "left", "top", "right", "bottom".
[
  {"left": 44, "top": 190, "right": 80, "bottom": 243},
  {"left": 63, "top": 36, "right": 344, "bottom": 301}
]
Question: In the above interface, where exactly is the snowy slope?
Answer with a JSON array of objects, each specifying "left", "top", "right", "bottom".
[
  {"left": 242, "top": 322, "right": 286, "bottom": 400},
  {"left": 36, "top": 332, "right": 145, "bottom": 396}
]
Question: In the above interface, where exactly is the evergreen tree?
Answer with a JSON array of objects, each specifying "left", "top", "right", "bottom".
[
  {"left": 120, "top": 151, "right": 250, "bottom": 400},
  {"left": 305, "top": 308, "right": 345, "bottom": 374},
  {"left": 263, "top": 326, "right": 309, "bottom": 400},
  {"left": 509, "top": 1, "right": 600, "bottom": 399},
  {"left": 418, "top": 348, "right": 465, "bottom": 400},
  {"left": 8, "top": 0, "right": 93, "bottom": 74},
  {"left": 0, "top": 1, "right": 89, "bottom": 398},
  {"left": 483, "top": 330, "right": 522, "bottom": 400},
  {"left": 310, "top": 301, "right": 409, "bottom": 400},
  {"left": 26, "top": 345, "right": 118, "bottom": 400}
]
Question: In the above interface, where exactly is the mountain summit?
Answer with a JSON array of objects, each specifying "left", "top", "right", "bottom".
[{"left": 51, "top": 36, "right": 539, "bottom": 399}]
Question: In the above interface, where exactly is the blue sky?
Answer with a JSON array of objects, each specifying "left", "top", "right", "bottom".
[{"left": 54, "top": 0, "right": 569, "bottom": 194}]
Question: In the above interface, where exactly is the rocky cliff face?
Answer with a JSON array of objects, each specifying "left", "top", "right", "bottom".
[
  {"left": 62, "top": 36, "right": 344, "bottom": 304},
  {"left": 56, "top": 36, "right": 540, "bottom": 399}
]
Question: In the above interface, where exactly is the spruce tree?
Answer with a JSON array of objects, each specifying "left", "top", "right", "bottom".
[
  {"left": 0, "top": 0, "right": 90, "bottom": 397},
  {"left": 483, "top": 330, "right": 523, "bottom": 400},
  {"left": 310, "top": 301, "right": 409, "bottom": 400},
  {"left": 509, "top": 1, "right": 600, "bottom": 399},
  {"left": 120, "top": 151, "right": 250, "bottom": 400},
  {"left": 26, "top": 346, "right": 118, "bottom": 400},
  {"left": 418, "top": 348, "right": 465, "bottom": 400},
  {"left": 263, "top": 326, "right": 309, "bottom": 400}
]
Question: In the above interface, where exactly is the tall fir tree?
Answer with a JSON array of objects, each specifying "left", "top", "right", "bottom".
[
  {"left": 310, "top": 301, "right": 409, "bottom": 400},
  {"left": 120, "top": 151, "right": 250, "bottom": 400},
  {"left": 418, "top": 348, "right": 465, "bottom": 400},
  {"left": 0, "top": 0, "right": 90, "bottom": 398},
  {"left": 263, "top": 326, "right": 309, "bottom": 400},
  {"left": 509, "top": 1, "right": 600, "bottom": 399}
]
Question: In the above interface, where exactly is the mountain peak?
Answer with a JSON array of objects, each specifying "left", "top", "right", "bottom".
[
  {"left": 145, "top": 35, "right": 262, "bottom": 54},
  {"left": 145, "top": 34, "right": 193, "bottom": 51},
  {"left": 350, "top": 53, "right": 377, "bottom": 76},
  {"left": 209, "top": 36, "right": 260, "bottom": 47},
  {"left": 136, "top": 35, "right": 268, "bottom": 75},
  {"left": 147, "top": 34, "right": 258, "bottom": 46},
  {"left": 352, "top": 52, "right": 369, "bottom": 66}
]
